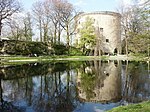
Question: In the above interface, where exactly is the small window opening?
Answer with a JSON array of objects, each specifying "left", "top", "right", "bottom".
[
  {"left": 106, "top": 39, "right": 109, "bottom": 43},
  {"left": 106, "top": 73, "right": 109, "bottom": 76},
  {"left": 100, "top": 28, "right": 103, "bottom": 32},
  {"left": 114, "top": 48, "right": 118, "bottom": 54}
]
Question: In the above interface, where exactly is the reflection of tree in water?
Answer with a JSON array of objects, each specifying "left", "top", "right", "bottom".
[
  {"left": 0, "top": 101, "right": 22, "bottom": 111},
  {"left": 122, "top": 61, "right": 150, "bottom": 103},
  {"left": 0, "top": 78, "right": 23, "bottom": 111},
  {"left": 80, "top": 72, "right": 96, "bottom": 100},
  {"left": 0, "top": 62, "right": 82, "bottom": 112},
  {"left": 30, "top": 70, "right": 79, "bottom": 112},
  {"left": 0, "top": 61, "right": 149, "bottom": 111}
]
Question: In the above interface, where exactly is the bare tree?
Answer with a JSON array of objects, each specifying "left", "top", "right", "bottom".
[
  {"left": 116, "top": 1, "right": 133, "bottom": 55},
  {"left": 8, "top": 16, "right": 24, "bottom": 40},
  {"left": 43, "top": 0, "right": 59, "bottom": 43},
  {"left": 58, "top": 0, "right": 76, "bottom": 47},
  {"left": 42, "top": 18, "right": 49, "bottom": 42},
  {"left": 45, "top": 0, "right": 73, "bottom": 45},
  {"left": 32, "top": 0, "right": 77, "bottom": 46},
  {"left": 32, "top": 0, "right": 53, "bottom": 43},
  {"left": 32, "top": 1, "right": 44, "bottom": 42},
  {"left": 45, "top": 0, "right": 60, "bottom": 44},
  {"left": 0, "top": 0, "right": 21, "bottom": 39},
  {"left": 23, "top": 12, "right": 33, "bottom": 41},
  {"left": 117, "top": 0, "right": 150, "bottom": 55}
]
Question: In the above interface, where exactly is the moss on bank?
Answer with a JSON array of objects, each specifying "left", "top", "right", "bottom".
[{"left": 108, "top": 101, "right": 150, "bottom": 112}]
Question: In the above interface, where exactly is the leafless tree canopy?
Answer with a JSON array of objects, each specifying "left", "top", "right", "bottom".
[
  {"left": 32, "top": 0, "right": 77, "bottom": 45},
  {"left": 117, "top": 0, "right": 150, "bottom": 55},
  {"left": 0, "top": 0, "right": 21, "bottom": 36}
]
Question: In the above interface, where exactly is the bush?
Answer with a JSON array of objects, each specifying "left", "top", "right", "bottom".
[
  {"left": 0, "top": 40, "right": 52, "bottom": 56},
  {"left": 0, "top": 40, "right": 83, "bottom": 56},
  {"left": 69, "top": 47, "right": 83, "bottom": 56},
  {"left": 52, "top": 44, "right": 68, "bottom": 55}
]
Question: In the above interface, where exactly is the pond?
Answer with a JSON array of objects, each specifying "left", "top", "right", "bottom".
[{"left": 0, "top": 60, "right": 150, "bottom": 112}]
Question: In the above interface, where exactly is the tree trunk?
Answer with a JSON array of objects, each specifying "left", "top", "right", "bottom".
[
  {"left": 66, "top": 25, "right": 70, "bottom": 48},
  {"left": 40, "top": 75, "right": 43, "bottom": 99},
  {"left": 94, "top": 47, "right": 98, "bottom": 56},
  {"left": 58, "top": 24, "right": 61, "bottom": 45},
  {"left": 66, "top": 70, "right": 70, "bottom": 98},
  {"left": 0, "top": 21, "right": 2, "bottom": 40},
  {"left": 39, "top": 19, "right": 42, "bottom": 42},
  {"left": 125, "top": 37, "right": 128, "bottom": 56},
  {"left": 98, "top": 49, "right": 101, "bottom": 56},
  {"left": 54, "top": 25, "right": 57, "bottom": 44},
  {"left": 24, "top": 23, "right": 28, "bottom": 41},
  {"left": 0, "top": 79, "right": 3, "bottom": 102},
  {"left": 125, "top": 30, "right": 128, "bottom": 56},
  {"left": 43, "top": 24, "right": 48, "bottom": 42}
]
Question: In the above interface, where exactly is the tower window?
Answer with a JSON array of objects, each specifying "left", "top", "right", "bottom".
[
  {"left": 100, "top": 28, "right": 103, "bottom": 32},
  {"left": 106, "top": 39, "right": 109, "bottom": 43}
]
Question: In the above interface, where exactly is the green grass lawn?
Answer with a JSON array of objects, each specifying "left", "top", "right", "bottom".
[
  {"left": 0, "top": 56, "right": 103, "bottom": 65},
  {"left": 0, "top": 55, "right": 149, "bottom": 65},
  {"left": 0, "top": 55, "right": 107, "bottom": 61},
  {"left": 108, "top": 101, "right": 150, "bottom": 112}
]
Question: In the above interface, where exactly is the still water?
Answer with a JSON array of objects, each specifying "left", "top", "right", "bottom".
[{"left": 0, "top": 60, "right": 150, "bottom": 112}]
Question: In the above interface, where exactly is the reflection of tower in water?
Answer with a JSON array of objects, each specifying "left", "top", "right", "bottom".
[{"left": 77, "top": 60, "right": 122, "bottom": 103}]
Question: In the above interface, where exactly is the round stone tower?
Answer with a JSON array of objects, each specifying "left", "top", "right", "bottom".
[{"left": 75, "top": 11, "right": 121, "bottom": 55}]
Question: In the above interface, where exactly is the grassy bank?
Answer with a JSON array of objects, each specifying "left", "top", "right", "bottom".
[
  {"left": 108, "top": 101, "right": 150, "bottom": 112},
  {"left": 0, "top": 55, "right": 149, "bottom": 65},
  {"left": 0, "top": 56, "right": 104, "bottom": 65}
]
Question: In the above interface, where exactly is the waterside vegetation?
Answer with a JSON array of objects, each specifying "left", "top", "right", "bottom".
[
  {"left": 108, "top": 101, "right": 150, "bottom": 112},
  {"left": 0, "top": 55, "right": 149, "bottom": 65}
]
